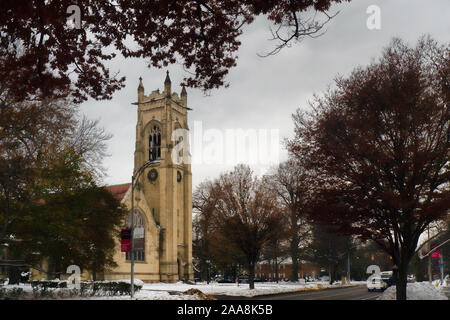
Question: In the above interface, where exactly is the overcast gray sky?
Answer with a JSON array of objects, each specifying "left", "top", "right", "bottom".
[{"left": 79, "top": 0, "right": 450, "bottom": 190}]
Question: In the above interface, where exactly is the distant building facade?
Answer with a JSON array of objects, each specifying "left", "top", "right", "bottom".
[{"left": 255, "top": 259, "right": 320, "bottom": 281}]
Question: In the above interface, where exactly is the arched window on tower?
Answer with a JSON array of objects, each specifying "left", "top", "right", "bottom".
[
  {"left": 125, "top": 210, "right": 145, "bottom": 262},
  {"left": 149, "top": 125, "right": 161, "bottom": 161}
]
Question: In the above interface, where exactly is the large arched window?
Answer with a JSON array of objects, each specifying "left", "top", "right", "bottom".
[
  {"left": 125, "top": 210, "right": 145, "bottom": 261},
  {"left": 149, "top": 125, "right": 161, "bottom": 161}
]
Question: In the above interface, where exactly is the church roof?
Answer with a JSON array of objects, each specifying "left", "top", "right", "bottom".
[{"left": 106, "top": 183, "right": 131, "bottom": 202}]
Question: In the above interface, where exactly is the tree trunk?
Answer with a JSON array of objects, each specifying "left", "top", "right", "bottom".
[
  {"left": 328, "top": 264, "right": 331, "bottom": 284},
  {"left": 275, "top": 258, "right": 279, "bottom": 283},
  {"left": 413, "top": 254, "right": 425, "bottom": 282},
  {"left": 331, "top": 265, "right": 336, "bottom": 284},
  {"left": 7, "top": 266, "right": 21, "bottom": 285},
  {"left": 92, "top": 260, "right": 97, "bottom": 281},
  {"left": 249, "top": 264, "right": 255, "bottom": 290},
  {"left": 396, "top": 260, "right": 409, "bottom": 300},
  {"left": 427, "top": 255, "right": 432, "bottom": 282},
  {"left": 290, "top": 236, "right": 299, "bottom": 282}
]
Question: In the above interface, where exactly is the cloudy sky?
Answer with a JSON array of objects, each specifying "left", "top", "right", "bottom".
[{"left": 79, "top": 0, "right": 450, "bottom": 190}]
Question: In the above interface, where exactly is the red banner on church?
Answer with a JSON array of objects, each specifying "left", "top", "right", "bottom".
[
  {"left": 121, "top": 228, "right": 131, "bottom": 252},
  {"left": 121, "top": 238, "right": 131, "bottom": 252}
]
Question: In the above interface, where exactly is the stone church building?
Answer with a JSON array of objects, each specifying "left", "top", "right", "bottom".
[
  {"left": 103, "top": 72, "right": 193, "bottom": 282},
  {"left": 23, "top": 73, "right": 192, "bottom": 283}
]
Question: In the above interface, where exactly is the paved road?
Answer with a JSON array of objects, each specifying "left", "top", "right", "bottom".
[
  {"left": 215, "top": 285, "right": 381, "bottom": 300},
  {"left": 254, "top": 285, "right": 380, "bottom": 300}
]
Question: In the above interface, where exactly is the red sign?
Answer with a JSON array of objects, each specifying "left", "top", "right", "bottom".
[
  {"left": 430, "top": 243, "right": 440, "bottom": 259},
  {"left": 431, "top": 249, "right": 440, "bottom": 259},
  {"left": 121, "top": 238, "right": 131, "bottom": 252},
  {"left": 121, "top": 228, "right": 131, "bottom": 252}
]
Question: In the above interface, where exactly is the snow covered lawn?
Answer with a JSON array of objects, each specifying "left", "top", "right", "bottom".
[
  {"left": 0, "top": 282, "right": 203, "bottom": 300},
  {"left": 139, "top": 280, "right": 365, "bottom": 298},
  {"left": 2, "top": 279, "right": 365, "bottom": 300},
  {"left": 378, "top": 282, "right": 448, "bottom": 300},
  {"left": 1, "top": 280, "right": 365, "bottom": 300},
  {"left": 93, "top": 290, "right": 204, "bottom": 300}
]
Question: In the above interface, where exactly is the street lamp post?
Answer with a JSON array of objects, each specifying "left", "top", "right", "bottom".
[{"left": 130, "top": 158, "right": 162, "bottom": 298}]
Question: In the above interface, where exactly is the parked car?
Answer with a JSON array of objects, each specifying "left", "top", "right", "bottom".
[
  {"left": 380, "top": 271, "right": 394, "bottom": 287},
  {"left": 238, "top": 278, "right": 249, "bottom": 284},
  {"left": 217, "top": 277, "right": 234, "bottom": 283},
  {"left": 367, "top": 277, "right": 388, "bottom": 292}
]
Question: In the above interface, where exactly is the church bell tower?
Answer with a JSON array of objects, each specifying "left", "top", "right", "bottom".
[{"left": 132, "top": 72, "right": 193, "bottom": 282}]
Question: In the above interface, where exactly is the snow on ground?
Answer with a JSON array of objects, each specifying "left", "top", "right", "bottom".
[
  {"left": 139, "top": 280, "right": 365, "bottom": 298},
  {"left": 91, "top": 290, "right": 203, "bottom": 300},
  {"left": 378, "top": 282, "right": 448, "bottom": 300},
  {"left": 0, "top": 282, "right": 203, "bottom": 300},
  {"left": 1, "top": 280, "right": 365, "bottom": 299}
]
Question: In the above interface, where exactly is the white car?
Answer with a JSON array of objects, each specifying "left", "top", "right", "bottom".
[{"left": 367, "top": 277, "right": 387, "bottom": 292}]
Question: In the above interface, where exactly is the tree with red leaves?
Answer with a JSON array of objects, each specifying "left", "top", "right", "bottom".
[
  {"left": 0, "top": 0, "right": 348, "bottom": 103},
  {"left": 288, "top": 37, "right": 449, "bottom": 300},
  {"left": 210, "top": 165, "right": 283, "bottom": 290}
]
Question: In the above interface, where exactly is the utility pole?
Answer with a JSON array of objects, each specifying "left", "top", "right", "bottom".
[
  {"left": 130, "top": 175, "right": 135, "bottom": 298},
  {"left": 428, "top": 226, "right": 433, "bottom": 282}
]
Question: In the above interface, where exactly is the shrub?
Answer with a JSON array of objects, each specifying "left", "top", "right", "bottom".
[
  {"left": 31, "top": 280, "right": 67, "bottom": 290},
  {"left": 0, "top": 287, "right": 26, "bottom": 299},
  {"left": 83, "top": 281, "right": 142, "bottom": 296},
  {"left": 2, "top": 279, "right": 142, "bottom": 299}
]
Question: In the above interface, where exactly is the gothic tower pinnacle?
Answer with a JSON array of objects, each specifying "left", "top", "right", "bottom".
[{"left": 164, "top": 71, "right": 171, "bottom": 95}]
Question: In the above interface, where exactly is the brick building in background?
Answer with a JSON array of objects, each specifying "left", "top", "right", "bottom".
[{"left": 255, "top": 258, "right": 320, "bottom": 281}]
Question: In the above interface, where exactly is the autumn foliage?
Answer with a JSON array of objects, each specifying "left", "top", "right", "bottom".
[
  {"left": 0, "top": 0, "right": 348, "bottom": 102},
  {"left": 193, "top": 165, "right": 283, "bottom": 289},
  {"left": 288, "top": 37, "right": 449, "bottom": 299},
  {"left": 0, "top": 96, "right": 124, "bottom": 280}
]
